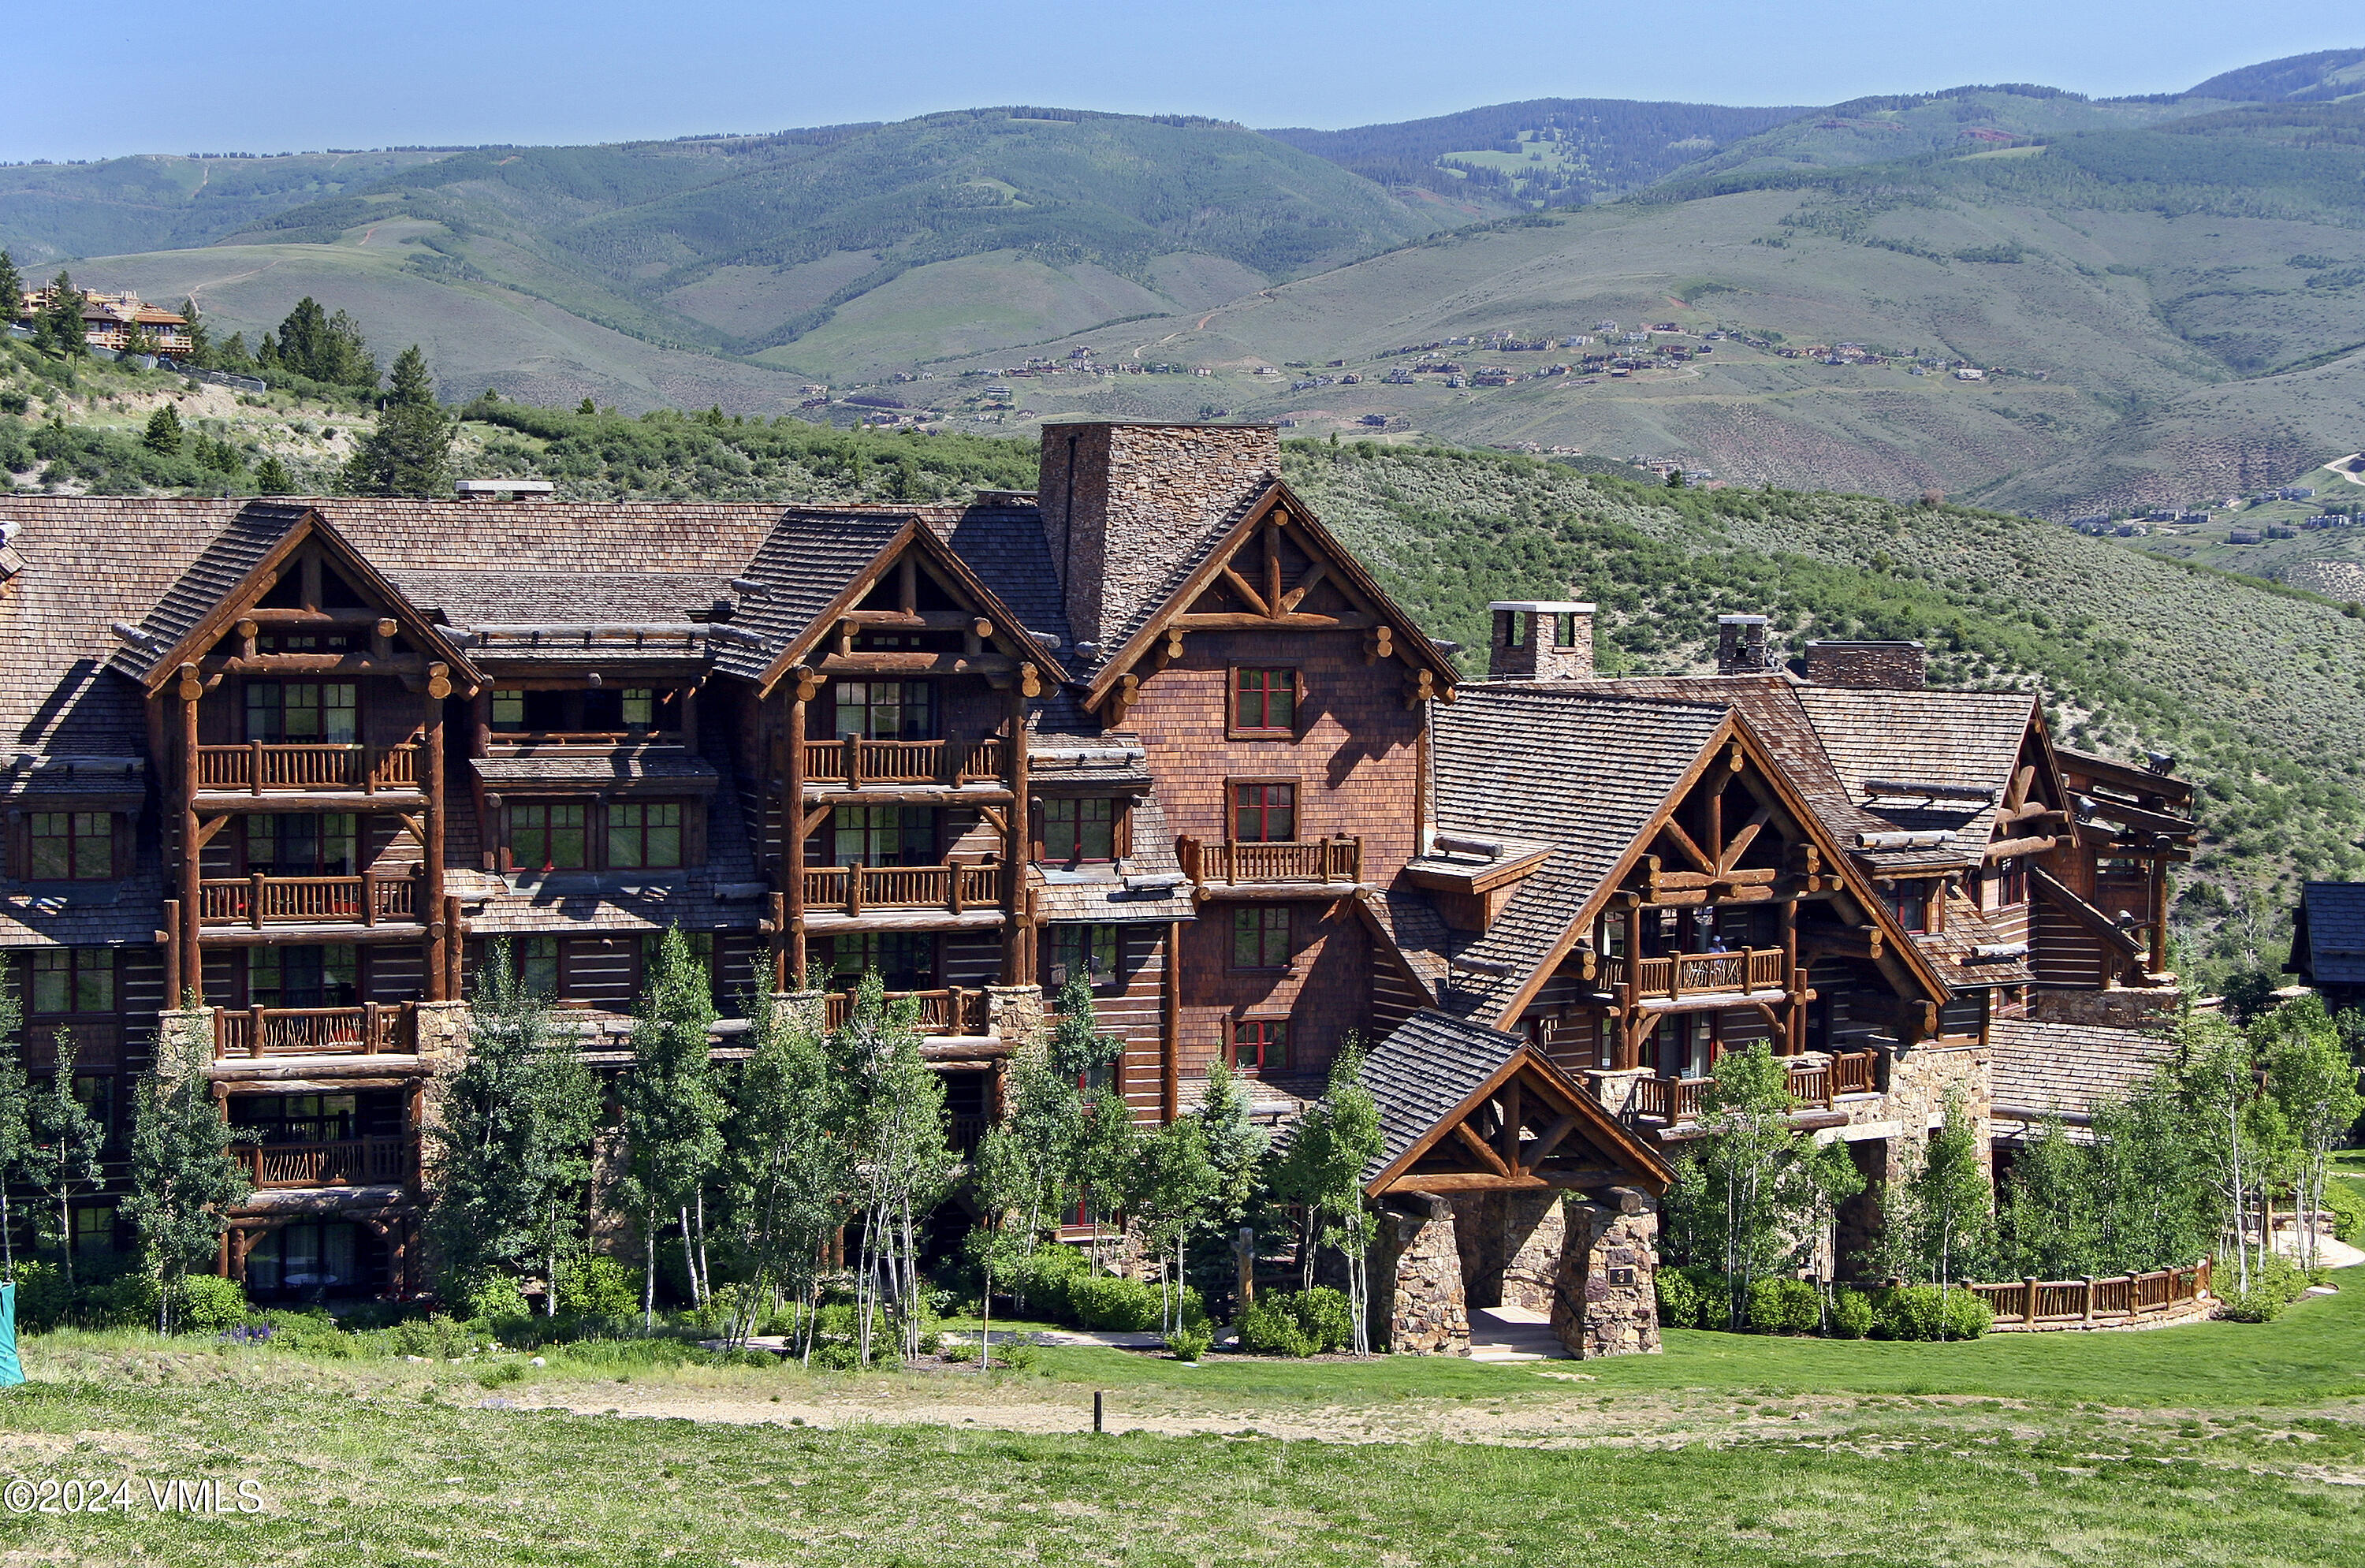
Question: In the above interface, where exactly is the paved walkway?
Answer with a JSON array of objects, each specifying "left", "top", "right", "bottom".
[
  {"left": 2272, "top": 1225, "right": 2365, "bottom": 1269},
  {"left": 1466, "top": 1305, "right": 1567, "bottom": 1361}
]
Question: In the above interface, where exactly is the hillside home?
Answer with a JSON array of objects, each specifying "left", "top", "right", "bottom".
[
  {"left": 2287, "top": 882, "right": 2365, "bottom": 1014},
  {"left": 13, "top": 289, "right": 192, "bottom": 357},
  {"left": 0, "top": 423, "right": 2196, "bottom": 1350}
]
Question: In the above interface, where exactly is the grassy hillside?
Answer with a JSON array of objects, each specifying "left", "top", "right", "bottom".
[
  {"left": 1261, "top": 99, "right": 1811, "bottom": 210},
  {"left": 0, "top": 150, "right": 453, "bottom": 264},
  {"left": 1279, "top": 441, "right": 2365, "bottom": 980}
]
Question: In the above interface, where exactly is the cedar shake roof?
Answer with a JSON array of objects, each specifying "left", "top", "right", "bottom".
[
  {"left": 1431, "top": 688, "right": 1729, "bottom": 1025},
  {"left": 922, "top": 501, "right": 1075, "bottom": 652},
  {"left": 1358, "top": 1009, "right": 1530, "bottom": 1182},
  {"left": 2293, "top": 881, "right": 2365, "bottom": 986},
  {"left": 1796, "top": 686, "right": 2039, "bottom": 862},
  {"left": 1363, "top": 885, "right": 1454, "bottom": 989},
  {"left": 1915, "top": 892, "right": 2035, "bottom": 989},
  {"left": 1988, "top": 1019, "right": 2181, "bottom": 1121},
  {"left": 1030, "top": 794, "right": 1194, "bottom": 924},
  {"left": 395, "top": 571, "right": 739, "bottom": 627},
  {"left": 110, "top": 502, "right": 310, "bottom": 680},
  {"left": 706, "top": 510, "right": 916, "bottom": 683},
  {"left": 470, "top": 748, "right": 720, "bottom": 791}
]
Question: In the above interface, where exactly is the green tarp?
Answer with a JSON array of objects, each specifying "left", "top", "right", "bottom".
[{"left": 0, "top": 1283, "right": 20, "bottom": 1387}]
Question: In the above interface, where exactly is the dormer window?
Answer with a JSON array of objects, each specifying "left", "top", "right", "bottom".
[
  {"left": 246, "top": 681, "right": 356, "bottom": 744},
  {"left": 1883, "top": 881, "right": 1929, "bottom": 934},
  {"left": 29, "top": 812, "right": 114, "bottom": 881}
]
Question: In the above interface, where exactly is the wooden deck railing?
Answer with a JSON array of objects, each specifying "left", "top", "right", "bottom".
[
  {"left": 197, "top": 873, "right": 417, "bottom": 927},
  {"left": 1600, "top": 948, "right": 1790, "bottom": 1000},
  {"left": 235, "top": 1137, "right": 412, "bottom": 1190},
  {"left": 800, "top": 863, "right": 1002, "bottom": 916},
  {"left": 1628, "top": 1050, "right": 1880, "bottom": 1121},
  {"left": 213, "top": 1004, "right": 408, "bottom": 1060},
  {"left": 802, "top": 737, "right": 1005, "bottom": 787},
  {"left": 195, "top": 743, "right": 419, "bottom": 794},
  {"left": 1832, "top": 1049, "right": 1879, "bottom": 1096},
  {"left": 1176, "top": 837, "right": 1362, "bottom": 885},
  {"left": 1963, "top": 1261, "right": 2211, "bottom": 1329},
  {"left": 821, "top": 987, "right": 992, "bottom": 1036}
]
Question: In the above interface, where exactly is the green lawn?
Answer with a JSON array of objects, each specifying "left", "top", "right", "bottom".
[{"left": 0, "top": 1275, "right": 2359, "bottom": 1565}]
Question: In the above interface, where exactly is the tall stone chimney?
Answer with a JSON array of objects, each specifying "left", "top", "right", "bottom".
[
  {"left": 1715, "top": 614, "right": 1773, "bottom": 674},
  {"left": 1488, "top": 602, "right": 1594, "bottom": 680},
  {"left": 1804, "top": 639, "right": 1927, "bottom": 689},
  {"left": 1036, "top": 421, "right": 1282, "bottom": 657}
]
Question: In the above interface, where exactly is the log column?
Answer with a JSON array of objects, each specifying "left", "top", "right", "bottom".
[
  {"left": 177, "top": 669, "right": 203, "bottom": 1004},
  {"left": 1778, "top": 896, "right": 1801, "bottom": 1055},
  {"left": 1615, "top": 895, "right": 1642, "bottom": 1071},
  {"left": 1000, "top": 672, "right": 1031, "bottom": 985},
  {"left": 784, "top": 680, "right": 810, "bottom": 988},
  {"left": 423, "top": 665, "right": 451, "bottom": 1000}
]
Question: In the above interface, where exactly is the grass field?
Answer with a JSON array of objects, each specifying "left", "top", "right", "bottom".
[{"left": 1, "top": 1275, "right": 2359, "bottom": 1565}]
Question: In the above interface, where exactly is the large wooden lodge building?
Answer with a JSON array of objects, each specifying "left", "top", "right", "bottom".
[{"left": 0, "top": 422, "right": 2196, "bottom": 1350}]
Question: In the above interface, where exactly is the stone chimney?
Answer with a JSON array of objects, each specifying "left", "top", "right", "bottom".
[
  {"left": 1036, "top": 421, "right": 1282, "bottom": 657},
  {"left": 1804, "top": 639, "right": 1927, "bottom": 689},
  {"left": 1488, "top": 602, "right": 1594, "bottom": 680},
  {"left": 1715, "top": 613, "right": 1773, "bottom": 674}
]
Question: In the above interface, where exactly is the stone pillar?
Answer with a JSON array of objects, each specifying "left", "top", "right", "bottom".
[
  {"left": 986, "top": 983, "right": 1046, "bottom": 1045},
  {"left": 1583, "top": 1067, "right": 1654, "bottom": 1123},
  {"left": 1499, "top": 1190, "right": 1567, "bottom": 1313},
  {"left": 1369, "top": 1192, "right": 1468, "bottom": 1354},
  {"left": 1555, "top": 1186, "right": 1662, "bottom": 1358}
]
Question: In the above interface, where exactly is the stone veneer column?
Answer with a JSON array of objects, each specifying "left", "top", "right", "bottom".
[
  {"left": 1498, "top": 1190, "right": 1568, "bottom": 1313},
  {"left": 1554, "top": 1186, "right": 1663, "bottom": 1358},
  {"left": 1879, "top": 1041, "right": 1994, "bottom": 1183},
  {"left": 1369, "top": 1192, "right": 1469, "bottom": 1354}
]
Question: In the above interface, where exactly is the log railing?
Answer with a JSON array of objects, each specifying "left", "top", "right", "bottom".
[
  {"left": 195, "top": 743, "right": 419, "bottom": 794},
  {"left": 1176, "top": 837, "right": 1362, "bottom": 886},
  {"left": 197, "top": 873, "right": 417, "bottom": 927},
  {"left": 235, "top": 1137, "right": 412, "bottom": 1190},
  {"left": 213, "top": 1004, "right": 408, "bottom": 1060},
  {"left": 1963, "top": 1261, "right": 2211, "bottom": 1330},
  {"left": 1631, "top": 1075, "right": 1708, "bottom": 1124},
  {"left": 799, "top": 863, "right": 1003, "bottom": 916},
  {"left": 821, "top": 987, "right": 992, "bottom": 1036},
  {"left": 1629, "top": 1050, "right": 1879, "bottom": 1121},
  {"left": 801, "top": 737, "right": 1005, "bottom": 787},
  {"left": 1604, "top": 948, "right": 1790, "bottom": 1001}
]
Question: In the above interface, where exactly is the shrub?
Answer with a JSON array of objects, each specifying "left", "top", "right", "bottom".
[
  {"left": 475, "top": 1360, "right": 526, "bottom": 1388},
  {"left": 1237, "top": 1295, "right": 1315, "bottom": 1358},
  {"left": 2218, "top": 1252, "right": 2308, "bottom": 1323},
  {"left": 1291, "top": 1287, "right": 1354, "bottom": 1354},
  {"left": 456, "top": 1276, "right": 532, "bottom": 1327},
  {"left": 1868, "top": 1285, "right": 1993, "bottom": 1341},
  {"left": 259, "top": 1309, "right": 350, "bottom": 1354},
  {"left": 1004, "top": 1245, "right": 1088, "bottom": 1317},
  {"left": 12, "top": 1262, "right": 73, "bottom": 1331},
  {"left": 78, "top": 1273, "right": 157, "bottom": 1330},
  {"left": 992, "top": 1342, "right": 1038, "bottom": 1372},
  {"left": 168, "top": 1274, "right": 248, "bottom": 1333},
  {"left": 557, "top": 1256, "right": 639, "bottom": 1318},
  {"left": 1655, "top": 1268, "right": 1704, "bottom": 1330},
  {"left": 1830, "top": 1291, "right": 1875, "bottom": 1339},
  {"left": 389, "top": 1313, "right": 475, "bottom": 1361},
  {"left": 1168, "top": 1327, "right": 1212, "bottom": 1361},
  {"left": 1746, "top": 1277, "right": 1822, "bottom": 1335},
  {"left": 2322, "top": 1180, "right": 2364, "bottom": 1247},
  {"left": 1063, "top": 1272, "right": 1160, "bottom": 1332},
  {"left": 940, "top": 1340, "right": 976, "bottom": 1364}
]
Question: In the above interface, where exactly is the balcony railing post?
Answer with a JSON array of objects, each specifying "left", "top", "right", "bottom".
[
  {"left": 363, "top": 1001, "right": 381, "bottom": 1056},
  {"left": 842, "top": 731, "right": 863, "bottom": 790},
  {"left": 362, "top": 744, "right": 377, "bottom": 795},
  {"left": 949, "top": 865, "right": 963, "bottom": 915},
  {"left": 250, "top": 739, "right": 264, "bottom": 797},
  {"left": 249, "top": 1005, "right": 265, "bottom": 1059},
  {"left": 248, "top": 871, "right": 266, "bottom": 929},
  {"left": 846, "top": 865, "right": 863, "bottom": 917}
]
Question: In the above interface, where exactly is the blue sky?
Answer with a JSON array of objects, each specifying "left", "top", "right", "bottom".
[{"left": 2, "top": 1, "right": 2356, "bottom": 160}]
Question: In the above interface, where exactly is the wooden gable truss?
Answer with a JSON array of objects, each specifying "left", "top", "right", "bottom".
[
  {"left": 1085, "top": 481, "right": 1460, "bottom": 724},
  {"left": 1369, "top": 1046, "right": 1671, "bottom": 1198}
]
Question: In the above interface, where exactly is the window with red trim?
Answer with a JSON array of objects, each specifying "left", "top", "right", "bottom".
[
  {"left": 28, "top": 813, "right": 114, "bottom": 881},
  {"left": 1231, "top": 783, "right": 1296, "bottom": 843},
  {"left": 1231, "top": 906, "right": 1291, "bottom": 970},
  {"left": 1231, "top": 1019, "right": 1289, "bottom": 1075},
  {"left": 1231, "top": 668, "right": 1296, "bottom": 733}
]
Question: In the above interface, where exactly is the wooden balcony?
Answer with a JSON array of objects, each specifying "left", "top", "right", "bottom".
[
  {"left": 235, "top": 1136, "right": 412, "bottom": 1190},
  {"left": 1176, "top": 837, "right": 1363, "bottom": 889},
  {"left": 1600, "top": 947, "right": 1789, "bottom": 1003},
  {"left": 196, "top": 743, "right": 419, "bottom": 795},
  {"left": 821, "top": 985, "right": 993, "bottom": 1037},
  {"left": 800, "top": 862, "right": 1002, "bottom": 918},
  {"left": 802, "top": 737, "right": 1005, "bottom": 788},
  {"left": 198, "top": 873, "right": 417, "bottom": 928},
  {"left": 214, "top": 1003, "right": 410, "bottom": 1060},
  {"left": 1629, "top": 1050, "right": 1880, "bottom": 1123}
]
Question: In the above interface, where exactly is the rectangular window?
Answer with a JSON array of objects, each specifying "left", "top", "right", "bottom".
[
  {"left": 832, "top": 805, "right": 933, "bottom": 867},
  {"left": 827, "top": 933, "right": 933, "bottom": 992},
  {"left": 1883, "top": 881, "right": 1928, "bottom": 934},
  {"left": 245, "top": 814, "right": 357, "bottom": 875},
  {"left": 30, "top": 949, "right": 113, "bottom": 1015},
  {"left": 833, "top": 680, "right": 933, "bottom": 740},
  {"left": 244, "top": 681, "right": 356, "bottom": 744},
  {"left": 1231, "top": 782, "right": 1297, "bottom": 844},
  {"left": 516, "top": 936, "right": 561, "bottom": 997},
  {"left": 28, "top": 812, "right": 112, "bottom": 881},
  {"left": 1049, "top": 925, "right": 1121, "bottom": 991},
  {"left": 248, "top": 945, "right": 358, "bottom": 1010},
  {"left": 1231, "top": 906, "right": 1291, "bottom": 970},
  {"left": 1554, "top": 613, "right": 1579, "bottom": 648},
  {"left": 608, "top": 802, "right": 684, "bottom": 869},
  {"left": 512, "top": 802, "right": 588, "bottom": 870},
  {"left": 1994, "top": 857, "right": 2029, "bottom": 906},
  {"left": 72, "top": 1075, "right": 112, "bottom": 1142},
  {"left": 1231, "top": 668, "right": 1296, "bottom": 733},
  {"left": 72, "top": 1203, "right": 116, "bottom": 1257},
  {"left": 1231, "top": 1019, "right": 1290, "bottom": 1075},
  {"left": 1042, "top": 799, "right": 1115, "bottom": 862},
  {"left": 620, "top": 688, "right": 657, "bottom": 731},
  {"left": 490, "top": 689, "right": 527, "bottom": 732}
]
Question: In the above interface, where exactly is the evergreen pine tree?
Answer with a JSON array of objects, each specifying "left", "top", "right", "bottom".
[
  {"left": 176, "top": 299, "right": 210, "bottom": 367},
  {"left": 253, "top": 454, "right": 296, "bottom": 495},
  {"left": 0, "top": 251, "right": 24, "bottom": 325},
  {"left": 35, "top": 273, "right": 84, "bottom": 358},
  {"left": 143, "top": 402, "right": 184, "bottom": 457},
  {"left": 22, "top": 1035, "right": 106, "bottom": 1291},
  {"left": 343, "top": 346, "right": 453, "bottom": 497},
  {"left": 124, "top": 995, "right": 251, "bottom": 1331}
]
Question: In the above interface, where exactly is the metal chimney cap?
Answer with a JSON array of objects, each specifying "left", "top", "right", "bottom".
[{"left": 454, "top": 479, "right": 556, "bottom": 498}]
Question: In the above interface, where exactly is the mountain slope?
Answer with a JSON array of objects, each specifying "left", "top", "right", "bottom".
[{"left": 2186, "top": 47, "right": 2365, "bottom": 102}]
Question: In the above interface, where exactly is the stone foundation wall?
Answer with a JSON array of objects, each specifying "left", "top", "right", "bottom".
[
  {"left": 1883, "top": 1041, "right": 1992, "bottom": 1183},
  {"left": 1372, "top": 1192, "right": 1469, "bottom": 1354},
  {"left": 2029, "top": 985, "right": 2181, "bottom": 1029},
  {"left": 1553, "top": 1186, "right": 1661, "bottom": 1358}
]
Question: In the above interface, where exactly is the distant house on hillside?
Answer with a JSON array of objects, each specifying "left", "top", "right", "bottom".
[
  {"left": 13, "top": 289, "right": 192, "bottom": 357},
  {"left": 2288, "top": 882, "right": 2365, "bottom": 1013},
  {"left": 1953, "top": 367, "right": 1986, "bottom": 382}
]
